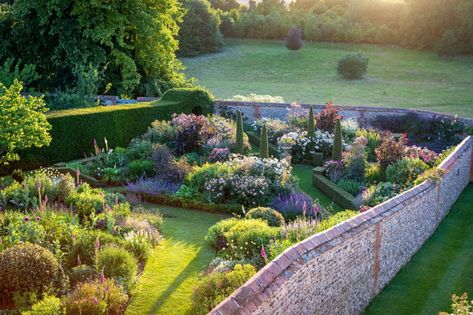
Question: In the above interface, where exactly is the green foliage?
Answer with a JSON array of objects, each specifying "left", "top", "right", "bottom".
[
  {"left": 386, "top": 158, "right": 429, "bottom": 187},
  {"left": 22, "top": 295, "right": 64, "bottom": 315},
  {"left": 364, "top": 163, "right": 384, "bottom": 184},
  {"left": 364, "top": 182, "right": 401, "bottom": 207},
  {"left": 5, "top": 91, "right": 213, "bottom": 174},
  {"left": 126, "top": 159, "right": 156, "bottom": 181},
  {"left": 206, "top": 218, "right": 240, "bottom": 250},
  {"left": 0, "top": 244, "right": 67, "bottom": 304},
  {"left": 191, "top": 264, "right": 256, "bottom": 315},
  {"left": 0, "top": 0, "right": 186, "bottom": 96},
  {"left": 97, "top": 246, "right": 138, "bottom": 291},
  {"left": 336, "top": 179, "right": 362, "bottom": 196},
  {"left": 441, "top": 292, "right": 473, "bottom": 315},
  {"left": 178, "top": 0, "right": 224, "bottom": 57},
  {"left": 160, "top": 87, "right": 215, "bottom": 114},
  {"left": 332, "top": 119, "right": 343, "bottom": 161},
  {"left": 260, "top": 124, "right": 269, "bottom": 158},
  {"left": 64, "top": 279, "right": 128, "bottom": 315},
  {"left": 0, "top": 58, "right": 39, "bottom": 89},
  {"left": 66, "top": 184, "right": 105, "bottom": 222},
  {"left": 235, "top": 111, "right": 245, "bottom": 154},
  {"left": 356, "top": 129, "right": 381, "bottom": 162},
  {"left": 337, "top": 53, "right": 369, "bottom": 80},
  {"left": 0, "top": 80, "right": 51, "bottom": 165},
  {"left": 245, "top": 207, "right": 285, "bottom": 227},
  {"left": 375, "top": 133, "right": 408, "bottom": 170},
  {"left": 307, "top": 106, "right": 315, "bottom": 138},
  {"left": 69, "top": 265, "right": 97, "bottom": 286}
]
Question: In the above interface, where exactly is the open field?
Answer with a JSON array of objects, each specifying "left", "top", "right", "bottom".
[
  {"left": 365, "top": 184, "right": 473, "bottom": 315},
  {"left": 182, "top": 39, "right": 473, "bottom": 117}
]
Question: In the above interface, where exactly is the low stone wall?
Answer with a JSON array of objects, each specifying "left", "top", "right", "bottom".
[
  {"left": 211, "top": 136, "right": 473, "bottom": 315},
  {"left": 215, "top": 100, "right": 473, "bottom": 127}
]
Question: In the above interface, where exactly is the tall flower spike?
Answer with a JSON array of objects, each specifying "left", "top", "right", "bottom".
[
  {"left": 95, "top": 236, "right": 100, "bottom": 251},
  {"left": 77, "top": 254, "right": 81, "bottom": 265},
  {"left": 100, "top": 268, "right": 105, "bottom": 283},
  {"left": 260, "top": 244, "right": 268, "bottom": 264}
]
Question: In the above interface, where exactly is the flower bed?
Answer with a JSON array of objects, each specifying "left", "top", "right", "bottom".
[{"left": 0, "top": 170, "right": 163, "bottom": 314}]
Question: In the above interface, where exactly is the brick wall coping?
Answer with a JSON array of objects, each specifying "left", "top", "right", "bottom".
[
  {"left": 215, "top": 100, "right": 473, "bottom": 126},
  {"left": 210, "top": 136, "right": 473, "bottom": 315}
]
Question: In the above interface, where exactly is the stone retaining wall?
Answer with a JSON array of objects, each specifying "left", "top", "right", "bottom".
[
  {"left": 215, "top": 101, "right": 473, "bottom": 127},
  {"left": 211, "top": 136, "right": 473, "bottom": 315}
]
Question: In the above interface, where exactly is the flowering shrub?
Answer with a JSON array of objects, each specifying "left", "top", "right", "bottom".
[
  {"left": 433, "top": 117, "right": 464, "bottom": 145},
  {"left": 286, "top": 103, "right": 307, "bottom": 129},
  {"left": 252, "top": 118, "right": 290, "bottom": 144},
  {"left": 315, "top": 102, "right": 341, "bottom": 132},
  {"left": 269, "top": 192, "right": 315, "bottom": 218},
  {"left": 375, "top": 132, "right": 409, "bottom": 169},
  {"left": 341, "top": 118, "right": 359, "bottom": 140},
  {"left": 278, "top": 130, "right": 335, "bottom": 161},
  {"left": 209, "top": 148, "right": 230, "bottom": 162},
  {"left": 404, "top": 145, "right": 438, "bottom": 166},
  {"left": 185, "top": 156, "right": 294, "bottom": 207},
  {"left": 227, "top": 93, "right": 285, "bottom": 103},
  {"left": 356, "top": 129, "right": 381, "bottom": 162},
  {"left": 343, "top": 136, "right": 367, "bottom": 180},
  {"left": 324, "top": 160, "right": 345, "bottom": 182}
]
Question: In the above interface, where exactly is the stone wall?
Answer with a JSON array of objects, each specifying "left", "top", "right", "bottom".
[
  {"left": 215, "top": 101, "right": 473, "bottom": 127},
  {"left": 211, "top": 136, "right": 473, "bottom": 315}
]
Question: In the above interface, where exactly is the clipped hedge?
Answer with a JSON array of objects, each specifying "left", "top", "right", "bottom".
[
  {"left": 2, "top": 88, "right": 214, "bottom": 174},
  {"left": 312, "top": 173, "right": 361, "bottom": 209}
]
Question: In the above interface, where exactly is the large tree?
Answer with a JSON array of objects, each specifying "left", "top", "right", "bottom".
[
  {"left": 0, "top": 80, "right": 51, "bottom": 165},
  {"left": 0, "top": 0, "right": 186, "bottom": 96}
]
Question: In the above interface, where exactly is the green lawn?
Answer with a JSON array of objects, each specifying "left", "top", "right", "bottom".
[
  {"left": 126, "top": 205, "right": 227, "bottom": 315},
  {"left": 182, "top": 39, "right": 473, "bottom": 117},
  {"left": 292, "top": 164, "right": 341, "bottom": 212},
  {"left": 364, "top": 184, "right": 473, "bottom": 315}
]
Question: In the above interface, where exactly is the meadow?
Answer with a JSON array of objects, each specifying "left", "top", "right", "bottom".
[{"left": 183, "top": 39, "right": 473, "bottom": 117}]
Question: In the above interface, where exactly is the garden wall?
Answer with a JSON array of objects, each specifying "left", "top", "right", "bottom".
[
  {"left": 215, "top": 101, "right": 473, "bottom": 127},
  {"left": 211, "top": 136, "right": 473, "bottom": 315}
]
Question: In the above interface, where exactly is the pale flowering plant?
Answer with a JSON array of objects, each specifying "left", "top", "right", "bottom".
[
  {"left": 252, "top": 118, "right": 291, "bottom": 144},
  {"left": 278, "top": 130, "right": 337, "bottom": 162},
  {"left": 286, "top": 102, "right": 308, "bottom": 129},
  {"left": 404, "top": 145, "right": 438, "bottom": 166}
]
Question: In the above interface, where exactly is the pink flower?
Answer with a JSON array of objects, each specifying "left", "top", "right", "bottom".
[
  {"left": 92, "top": 297, "right": 99, "bottom": 305},
  {"left": 95, "top": 236, "right": 100, "bottom": 251},
  {"left": 260, "top": 245, "right": 268, "bottom": 263},
  {"left": 100, "top": 269, "right": 105, "bottom": 283},
  {"left": 71, "top": 232, "right": 76, "bottom": 241}
]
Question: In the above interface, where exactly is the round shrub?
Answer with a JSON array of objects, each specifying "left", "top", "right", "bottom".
[
  {"left": 206, "top": 218, "right": 240, "bottom": 250},
  {"left": 64, "top": 279, "right": 128, "bottom": 315},
  {"left": 337, "top": 52, "right": 369, "bottom": 79},
  {"left": 97, "top": 246, "right": 138, "bottom": 291},
  {"left": 0, "top": 244, "right": 67, "bottom": 303},
  {"left": 386, "top": 158, "right": 429, "bottom": 187},
  {"left": 245, "top": 207, "right": 285, "bottom": 227},
  {"left": 66, "top": 184, "right": 105, "bottom": 222},
  {"left": 285, "top": 27, "right": 303, "bottom": 51}
]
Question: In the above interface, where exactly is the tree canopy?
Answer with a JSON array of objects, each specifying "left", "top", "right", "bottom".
[{"left": 0, "top": 0, "right": 187, "bottom": 96}]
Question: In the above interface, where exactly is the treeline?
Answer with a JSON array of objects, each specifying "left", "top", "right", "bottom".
[{"left": 190, "top": 0, "right": 473, "bottom": 56}]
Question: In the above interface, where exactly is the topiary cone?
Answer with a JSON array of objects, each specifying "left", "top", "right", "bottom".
[
  {"left": 236, "top": 111, "right": 245, "bottom": 154},
  {"left": 260, "top": 124, "right": 269, "bottom": 158},
  {"left": 308, "top": 106, "right": 315, "bottom": 138},
  {"left": 332, "top": 119, "right": 343, "bottom": 161}
]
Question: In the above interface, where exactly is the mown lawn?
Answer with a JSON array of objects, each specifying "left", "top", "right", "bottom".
[
  {"left": 126, "top": 205, "right": 228, "bottom": 315},
  {"left": 364, "top": 184, "right": 473, "bottom": 315},
  {"left": 182, "top": 39, "right": 473, "bottom": 117},
  {"left": 292, "top": 164, "right": 341, "bottom": 212}
]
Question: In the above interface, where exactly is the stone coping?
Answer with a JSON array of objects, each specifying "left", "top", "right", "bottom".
[
  {"left": 215, "top": 100, "right": 473, "bottom": 125},
  {"left": 210, "top": 136, "right": 473, "bottom": 315}
]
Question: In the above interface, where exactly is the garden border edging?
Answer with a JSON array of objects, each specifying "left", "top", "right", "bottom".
[{"left": 211, "top": 136, "right": 473, "bottom": 315}]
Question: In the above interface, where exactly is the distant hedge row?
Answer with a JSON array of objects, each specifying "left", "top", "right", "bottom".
[{"left": 2, "top": 88, "right": 214, "bottom": 174}]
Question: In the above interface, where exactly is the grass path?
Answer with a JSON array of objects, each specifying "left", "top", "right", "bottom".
[
  {"left": 364, "top": 184, "right": 473, "bottom": 315},
  {"left": 292, "top": 164, "right": 342, "bottom": 212},
  {"left": 126, "top": 205, "right": 227, "bottom": 315}
]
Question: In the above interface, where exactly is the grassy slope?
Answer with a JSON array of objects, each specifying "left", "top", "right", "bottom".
[
  {"left": 182, "top": 39, "right": 473, "bottom": 117},
  {"left": 364, "top": 184, "right": 473, "bottom": 315},
  {"left": 292, "top": 164, "right": 342, "bottom": 212},
  {"left": 126, "top": 205, "right": 227, "bottom": 315}
]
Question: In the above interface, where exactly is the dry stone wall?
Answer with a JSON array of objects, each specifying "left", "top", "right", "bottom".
[{"left": 211, "top": 136, "right": 473, "bottom": 315}]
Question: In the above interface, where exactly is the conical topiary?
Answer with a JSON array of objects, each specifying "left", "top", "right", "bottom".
[
  {"left": 332, "top": 119, "right": 343, "bottom": 161},
  {"left": 308, "top": 106, "right": 315, "bottom": 138},
  {"left": 260, "top": 124, "right": 269, "bottom": 158},
  {"left": 236, "top": 111, "right": 245, "bottom": 154}
]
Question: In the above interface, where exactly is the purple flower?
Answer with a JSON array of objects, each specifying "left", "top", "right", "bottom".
[
  {"left": 127, "top": 178, "right": 180, "bottom": 195},
  {"left": 270, "top": 192, "right": 314, "bottom": 218},
  {"left": 35, "top": 216, "right": 41, "bottom": 221},
  {"left": 100, "top": 269, "right": 105, "bottom": 283},
  {"left": 92, "top": 297, "right": 99, "bottom": 305},
  {"left": 24, "top": 216, "right": 29, "bottom": 222}
]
